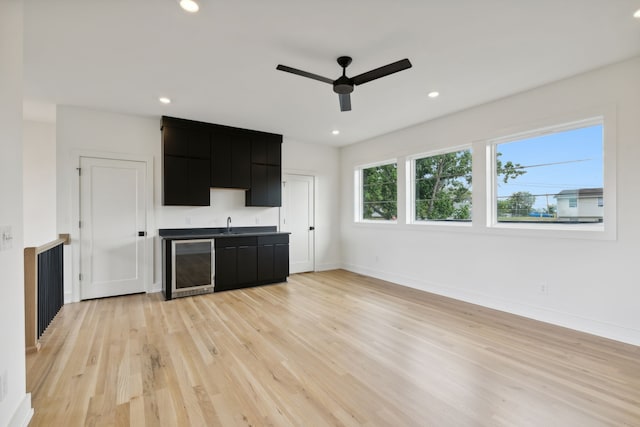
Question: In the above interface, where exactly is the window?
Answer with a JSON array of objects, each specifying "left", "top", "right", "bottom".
[
  {"left": 410, "top": 148, "right": 472, "bottom": 223},
  {"left": 492, "top": 118, "right": 604, "bottom": 226},
  {"left": 356, "top": 161, "right": 397, "bottom": 222}
]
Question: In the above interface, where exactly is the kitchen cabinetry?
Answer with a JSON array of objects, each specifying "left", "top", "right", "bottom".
[
  {"left": 211, "top": 128, "right": 251, "bottom": 189},
  {"left": 215, "top": 236, "right": 259, "bottom": 292},
  {"left": 160, "top": 227, "right": 289, "bottom": 298},
  {"left": 257, "top": 235, "right": 289, "bottom": 282},
  {"left": 161, "top": 116, "right": 282, "bottom": 207},
  {"left": 246, "top": 134, "right": 282, "bottom": 207},
  {"left": 214, "top": 233, "right": 288, "bottom": 292},
  {"left": 162, "top": 119, "right": 211, "bottom": 206}
]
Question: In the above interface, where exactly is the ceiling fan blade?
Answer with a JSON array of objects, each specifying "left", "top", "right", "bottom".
[
  {"left": 276, "top": 64, "right": 333, "bottom": 84},
  {"left": 339, "top": 93, "right": 351, "bottom": 112},
  {"left": 351, "top": 58, "right": 412, "bottom": 86}
]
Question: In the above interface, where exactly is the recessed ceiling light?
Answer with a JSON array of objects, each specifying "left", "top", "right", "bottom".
[
  {"left": 159, "top": 97, "right": 172, "bottom": 104},
  {"left": 332, "top": 129, "right": 340, "bottom": 135},
  {"left": 428, "top": 91, "right": 440, "bottom": 98},
  {"left": 634, "top": 9, "right": 640, "bottom": 18},
  {"left": 179, "top": 0, "right": 199, "bottom": 13}
]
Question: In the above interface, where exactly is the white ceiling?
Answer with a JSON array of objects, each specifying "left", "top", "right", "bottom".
[{"left": 23, "top": 0, "right": 640, "bottom": 146}]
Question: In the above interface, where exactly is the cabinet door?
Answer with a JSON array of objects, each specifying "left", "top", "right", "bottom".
[
  {"left": 215, "top": 246, "right": 237, "bottom": 291},
  {"left": 164, "top": 156, "right": 210, "bottom": 206},
  {"left": 163, "top": 155, "right": 189, "bottom": 205},
  {"left": 267, "top": 164, "right": 282, "bottom": 206},
  {"left": 211, "top": 139, "right": 232, "bottom": 188},
  {"left": 189, "top": 158, "right": 211, "bottom": 206},
  {"left": 237, "top": 245, "right": 257, "bottom": 285},
  {"left": 266, "top": 135, "right": 282, "bottom": 165},
  {"left": 274, "top": 244, "right": 289, "bottom": 280},
  {"left": 163, "top": 126, "right": 190, "bottom": 157},
  {"left": 251, "top": 137, "right": 268, "bottom": 165},
  {"left": 188, "top": 127, "right": 211, "bottom": 159},
  {"left": 231, "top": 133, "right": 251, "bottom": 189},
  {"left": 164, "top": 125, "right": 210, "bottom": 159},
  {"left": 257, "top": 244, "right": 274, "bottom": 282},
  {"left": 247, "top": 163, "right": 269, "bottom": 206},
  {"left": 246, "top": 164, "right": 281, "bottom": 207}
]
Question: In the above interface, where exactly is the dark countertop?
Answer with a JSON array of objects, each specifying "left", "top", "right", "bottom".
[{"left": 159, "top": 226, "right": 289, "bottom": 240}]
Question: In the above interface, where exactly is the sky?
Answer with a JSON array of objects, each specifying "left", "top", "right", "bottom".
[{"left": 496, "top": 123, "right": 603, "bottom": 210}]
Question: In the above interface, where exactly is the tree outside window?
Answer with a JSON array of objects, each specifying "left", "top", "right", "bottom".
[{"left": 362, "top": 163, "right": 397, "bottom": 221}]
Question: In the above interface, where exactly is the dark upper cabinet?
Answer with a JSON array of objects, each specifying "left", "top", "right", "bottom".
[
  {"left": 161, "top": 116, "right": 282, "bottom": 206},
  {"left": 211, "top": 129, "right": 251, "bottom": 189},
  {"left": 211, "top": 129, "right": 232, "bottom": 187},
  {"left": 162, "top": 119, "right": 211, "bottom": 206},
  {"left": 246, "top": 133, "right": 283, "bottom": 207},
  {"left": 164, "top": 125, "right": 210, "bottom": 159},
  {"left": 266, "top": 134, "right": 282, "bottom": 166}
]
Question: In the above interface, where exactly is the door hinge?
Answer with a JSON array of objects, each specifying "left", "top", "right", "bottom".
[
  {"left": 79, "top": 273, "right": 83, "bottom": 281},
  {"left": 77, "top": 167, "right": 81, "bottom": 176},
  {"left": 79, "top": 220, "right": 82, "bottom": 229}
]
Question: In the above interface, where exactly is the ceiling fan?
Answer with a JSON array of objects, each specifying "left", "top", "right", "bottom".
[{"left": 276, "top": 56, "right": 412, "bottom": 112}]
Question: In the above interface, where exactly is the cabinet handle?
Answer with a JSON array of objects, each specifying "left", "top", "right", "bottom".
[
  {"left": 309, "top": 226, "right": 315, "bottom": 231},
  {"left": 138, "top": 231, "right": 146, "bottom": 237}
]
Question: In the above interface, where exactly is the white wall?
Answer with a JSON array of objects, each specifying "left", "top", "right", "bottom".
[
  {"left": 0, "top": 1, "right": 33, "bottom": 426},
  {"left": 23, "top": 120, "right": 56, "bottom": 247},
  {"left": 340, "top": 56, "right": 640, "bottom": 346},
  {"left": 282, "top": 139, "right": 341, "bottom": 270},
  {"left": 56, "top": 107, "right": 341, "bottom": 299}
]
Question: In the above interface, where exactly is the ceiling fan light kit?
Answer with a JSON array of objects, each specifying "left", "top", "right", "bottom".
[{"left": 276, "top": 56, "right": 412, "bottom": 112}]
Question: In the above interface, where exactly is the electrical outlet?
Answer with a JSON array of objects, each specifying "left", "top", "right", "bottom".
[
  {"left": 0, "top": 225, "right": 13, "bottom": 251},
  {"left": 538, "top": 281, "right": 549, "bottom": 295}
]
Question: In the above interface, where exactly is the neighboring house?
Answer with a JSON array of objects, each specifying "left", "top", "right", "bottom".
[{"left": 555, "top": 188, "right": 603, "bottom": 222}]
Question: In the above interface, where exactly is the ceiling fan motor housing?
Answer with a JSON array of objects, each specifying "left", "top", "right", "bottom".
[{"left": 333, "top": 76, "right": 354, "bottom": 94}]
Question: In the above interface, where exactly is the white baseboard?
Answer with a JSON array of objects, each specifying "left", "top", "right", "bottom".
[
  {"left": 9, "top": 393, "right": 33, "bottom": 427},
  {"left": 342, "top": 263, "right": 640, "bottom": 347},
  {"left": 147, "top": 282, "right": 162, "bottom": 294},
  {"left": 315, "top": 262, "right": 341, "bottom": 272}
]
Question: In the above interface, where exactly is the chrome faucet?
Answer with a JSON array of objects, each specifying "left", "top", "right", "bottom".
[{"left": 226, "top": 216, "right": 232, "bottom": 233}]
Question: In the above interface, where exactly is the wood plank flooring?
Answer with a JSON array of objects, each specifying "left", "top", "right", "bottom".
[{"left": 27, "top": 270, "right": 640, "bottom": 426}]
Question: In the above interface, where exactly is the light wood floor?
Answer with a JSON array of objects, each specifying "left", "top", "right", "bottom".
[{"left": 27, "top": 270, "right": 640, "bottom": 426}]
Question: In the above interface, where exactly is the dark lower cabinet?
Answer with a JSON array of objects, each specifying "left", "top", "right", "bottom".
[
  {"left": 257, "top": 245, "right": 274, "bottom": 281},
  {"left": 214, "top": 234, "right": 288, "bottom": 292},
  {"left": 214, "top": 246, "right": 237, "bottom": 292},
  {"left": 274, "top": 243, "right": 289, "bottom": 279},
  {"left": 257, "top": 235, "right": 289, "bottom": 283},
  {"left": 237, "top": 245, "right": 257, "bottom": 285}
]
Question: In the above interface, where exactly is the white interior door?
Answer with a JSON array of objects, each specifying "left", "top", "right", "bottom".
[
  {"left": 79, "top": 157, "right": 147, "bottom": 300},
  {"left": 281, "top": 174, "right": 315, "bottom": 273}
]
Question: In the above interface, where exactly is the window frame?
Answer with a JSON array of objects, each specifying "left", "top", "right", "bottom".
[
  {"left": 407, "top": 145, "right": 473, "bottom": 226},
  {"left": 486, "top": 114, "right": 616, "bottom": 239},
  {"left": 354, "top": 159, "right": 398, "bottom": 224}
]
